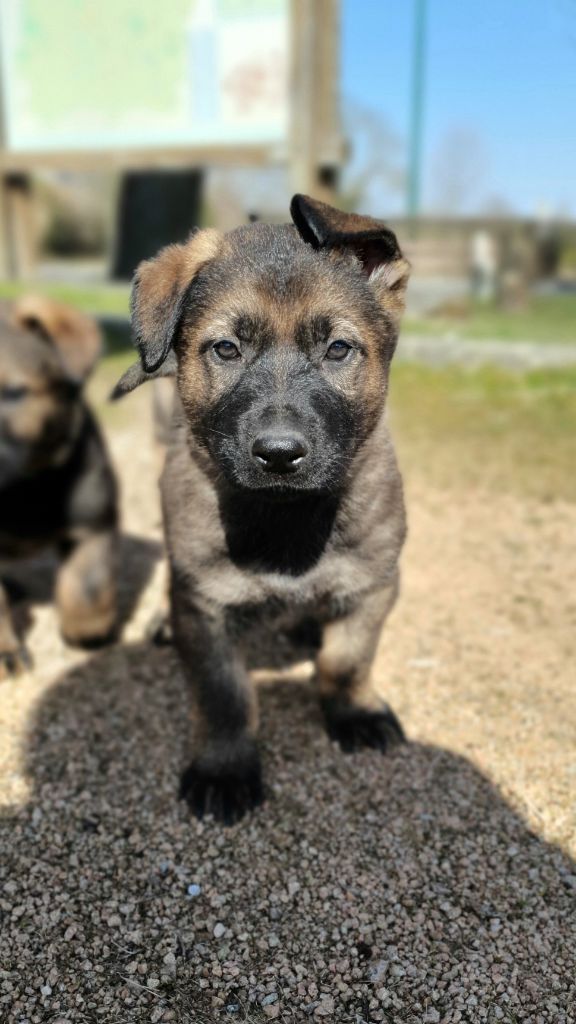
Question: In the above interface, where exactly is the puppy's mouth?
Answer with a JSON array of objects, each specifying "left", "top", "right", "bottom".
[
  {"left": 228, "top": 467, "right": 319, "bottom": 497},
  {"left": 240, "top": 479, "right": 325, "bottom": 501}
]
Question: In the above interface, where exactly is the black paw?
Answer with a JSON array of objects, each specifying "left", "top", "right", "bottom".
[
  {"left": 180, "top": 750, "right": 264, "bottom": 825},
  {"left": 322, "top": 700, "right": 405, "bottom": 754},
  {"left": 0, "top": 644, "right": 32, "bottom": 680}
]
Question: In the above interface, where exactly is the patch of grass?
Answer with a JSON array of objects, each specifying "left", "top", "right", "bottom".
[
  {"left": 0, "top": 278, "right": 130, "bottom": 317},
  {"left": 404, "top": 294, "right": 576, "bottom": 344},
  {"left": 389, "top": 362, "right": 576, "bottom": 502}
]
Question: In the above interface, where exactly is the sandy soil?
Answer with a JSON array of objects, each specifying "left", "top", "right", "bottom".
[{"left": 1, "top": 387, "right": 575, "bottom": 1023}]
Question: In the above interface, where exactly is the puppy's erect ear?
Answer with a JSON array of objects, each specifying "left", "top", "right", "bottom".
[
  {"left": 290, "top": 194, "right": 410, "bottom": 323},
  {"left": 131, "top": 228, "right": 222, "bottom": 374},
  {"left": 12, "top": 295, "right": 101, "bottom": 382}
]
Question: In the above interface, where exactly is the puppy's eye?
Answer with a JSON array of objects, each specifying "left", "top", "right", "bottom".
[
  {"left": 213, "top": 340, "right": 241, "bottom": 361},
  {"left": 0, "top": 385, "right": 29, "bottom": 402},
  {"left": 325, "top": 340, "right": 352, "bottom": 362}
]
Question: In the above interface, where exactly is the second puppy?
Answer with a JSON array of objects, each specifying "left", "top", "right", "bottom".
[{"left": 0, "top": 297, "right": 118, "bottom": 676}]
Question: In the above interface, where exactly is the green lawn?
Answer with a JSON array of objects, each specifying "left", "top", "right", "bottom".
[
  {"left": 404, "top": 294, "right": 576, "bottom": 344},
  {"left": 0, "top": 279, "right": 130, "bottom": 318},
  {"left": 389, "top": 362, "right": 576, "bottom": 502}
]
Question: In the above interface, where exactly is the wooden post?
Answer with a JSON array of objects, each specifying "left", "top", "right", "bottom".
[
  {"left": 1, "top": 173, "right": 37, "bottom": 279},
  {"left": 290, "top": 0, "right": 342, "bottom": 203}
]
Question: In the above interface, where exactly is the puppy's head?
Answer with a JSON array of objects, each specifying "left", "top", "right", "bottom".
[
  {"left": 0, "top": 296, "right": 101, "bottom": 487},
  {"left": 118, "top": 195, "right": 409, "bottom": 497}
]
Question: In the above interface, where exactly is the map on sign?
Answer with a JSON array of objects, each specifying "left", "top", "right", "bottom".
[{"left": 0, "top": 0, "right": 289, "bottom": 153}]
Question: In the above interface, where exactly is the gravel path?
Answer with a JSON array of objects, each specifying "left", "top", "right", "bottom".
[{"left": 1, "top": 393, "right": 575, "bottom": 1023}]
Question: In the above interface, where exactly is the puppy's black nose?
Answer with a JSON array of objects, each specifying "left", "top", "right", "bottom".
[{"left": 252, "top": 433, "right": 308, "bottom": 473}]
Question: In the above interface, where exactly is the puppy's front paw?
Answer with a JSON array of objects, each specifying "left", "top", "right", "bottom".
[
  {"left": 0, "top": 644, "right": 32, "bottom": 681},
  {"left": 322, "top": 699, "right": 405, "bottom": 754},
  {"left": 180, "top": 748, "right": 264, "bottom": 825}
]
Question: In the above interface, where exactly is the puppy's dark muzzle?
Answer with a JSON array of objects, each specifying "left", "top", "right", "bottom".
[{"left": 251, "top": 432, "right": 309, "bottom": 475}]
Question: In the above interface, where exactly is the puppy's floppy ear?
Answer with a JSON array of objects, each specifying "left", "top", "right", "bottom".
[
  {"left": 131, "top": 228, "right": 222, "bottom": 374},
  {"left": 12, "top": 295, "right": 101, "bottom": 382},
  {"left": 290, "top": 194, "right": 410, "bottom": 324}
]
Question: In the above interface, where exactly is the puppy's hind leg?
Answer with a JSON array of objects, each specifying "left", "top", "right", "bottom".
[
  {"left": 317, "top": 577, "right": 405, "bottom": 753},
  {"left": 56, "top": 531, "right": 118, "bottom": 648},
  {"left": 0, "top": 580, "right": 31, "bottom": 679},
  {"left": 172, "top": 573, "right": 263, "bottom": 825}
]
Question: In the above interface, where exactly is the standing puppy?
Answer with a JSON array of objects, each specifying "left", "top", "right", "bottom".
[
  {"left": 115, "top": 196, "right": 410, "bottom": 824},
  {"left": 0, "top": 297, "right": 118, "bottom": 676}
]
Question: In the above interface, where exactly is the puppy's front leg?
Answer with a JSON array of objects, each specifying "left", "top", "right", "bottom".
[
  {"left": 317, "top": 578, "right": 405, "bottom": 753},
  {"left": 172, "top": 576, "right": 263, "bottom": 824},
  {"left": 0, "top": 580, "right": 31, "bottom": 679}
]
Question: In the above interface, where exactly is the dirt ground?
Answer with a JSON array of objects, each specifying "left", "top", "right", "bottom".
[{"left": 1, "top": 367, "right": 575, "bottom": 1023}]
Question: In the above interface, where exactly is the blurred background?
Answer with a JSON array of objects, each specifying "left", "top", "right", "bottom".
[{"left": 0, "top": 0, "right": 575, "bottom": 495}]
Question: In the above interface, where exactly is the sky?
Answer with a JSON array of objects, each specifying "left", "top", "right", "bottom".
[{"left": 341, "top": 0, "right": 576, "bottom": 218}]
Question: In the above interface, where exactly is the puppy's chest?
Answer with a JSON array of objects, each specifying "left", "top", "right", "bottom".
[
  {"left": 165, "top": 442, "right": 404, "bottom": 614},
  {"left": 195, "top": 543, "right": 374, "bottom": 617}
]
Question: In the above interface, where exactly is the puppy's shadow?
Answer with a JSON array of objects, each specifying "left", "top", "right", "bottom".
[
  {"left": 3, "top": 532, "right": 162, "bottom": 640},
  {"left": 1, "top": 642, "right": 575, "bottom": 1018}
]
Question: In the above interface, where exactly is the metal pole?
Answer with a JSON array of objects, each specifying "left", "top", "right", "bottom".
[{"left": 407, "top": 0, "right": 427, "bottom": 223}]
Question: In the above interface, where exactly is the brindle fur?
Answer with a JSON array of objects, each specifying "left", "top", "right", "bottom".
[
  {"left": 0, "top": 297, "right": 118, "bottom": 677},
  {"left": 116, "top": 195, "right": 410, "bottom": 824}
]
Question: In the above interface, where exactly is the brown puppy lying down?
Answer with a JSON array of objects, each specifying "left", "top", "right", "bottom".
[
  {"left": 114, "top": 195, "right": 410, "bottom": 824},
  {"left": 0, "top": 297, "right": 118, "bottom": 677}
]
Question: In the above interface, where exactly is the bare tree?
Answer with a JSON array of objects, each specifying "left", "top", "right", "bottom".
[
  {"left": 430, "top": 127, "right": 488, "bottom": 214},
  {"left": 340, "top": 101, "right": 406, "bottom": 214}
]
